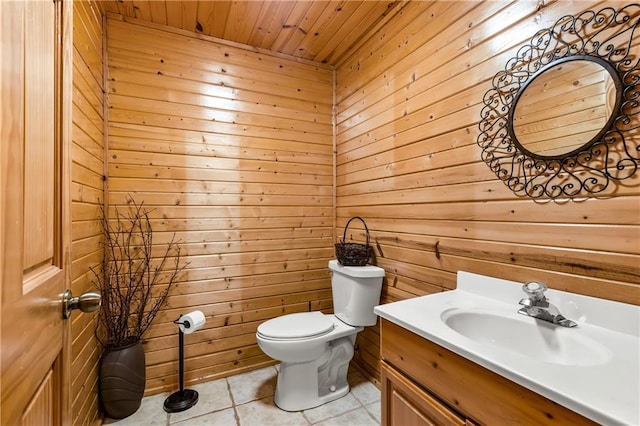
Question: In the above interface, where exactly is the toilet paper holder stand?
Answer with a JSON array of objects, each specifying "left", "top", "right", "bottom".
[{"left": 163, "top": 314, "right": 199, "bottom": 413}]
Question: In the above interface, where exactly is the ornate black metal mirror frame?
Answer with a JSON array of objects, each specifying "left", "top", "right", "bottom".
[{"left": 477, "top": 4, "right": 639, "bottom": 199}]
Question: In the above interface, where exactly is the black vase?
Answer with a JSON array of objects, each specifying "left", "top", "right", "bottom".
[{"left": 99, "top": 340, "right": 146, "bottom": 419}]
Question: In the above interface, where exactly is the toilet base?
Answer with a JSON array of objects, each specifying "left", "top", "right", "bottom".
[
  {"left": 273, "top": 335, "right": 355, "bottom": 411},
  {"left": 274, "top": 374, "right": 350, "bottom": 412}
]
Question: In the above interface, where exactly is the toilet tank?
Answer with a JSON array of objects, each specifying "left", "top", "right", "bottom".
[{"left": 328, "top": 260, "right": 385, "bottom": 326}]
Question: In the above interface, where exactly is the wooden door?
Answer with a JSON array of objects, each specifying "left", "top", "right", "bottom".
[{"left": 1, "top": 0, "right": 73, "bottom": 424}]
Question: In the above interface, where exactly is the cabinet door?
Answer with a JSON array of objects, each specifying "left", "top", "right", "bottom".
[{"left": 381, "top": 362, "right": 466, "bottom": 426}]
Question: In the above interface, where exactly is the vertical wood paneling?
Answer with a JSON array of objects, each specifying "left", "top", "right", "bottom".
[
  {"left": 23, "top": 2, "right": 55, "bottom": 273},
  {"left": 21, "top": 370, "right": 54, "bottom": 426},
  {"left": 105, "top": 17, "right": 334, "bottom": 395},
  {"left": 335, "top": 0, "right": 640, "bottom": 383},
  {"left": 71, "top": 1, "right": 104, "bottom": 424}
]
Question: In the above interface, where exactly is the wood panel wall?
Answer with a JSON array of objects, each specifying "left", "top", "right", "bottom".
[
  {"left": 104, "top": 15, "right": 334, "bottom": 395},
  {"left": 70, "top": 1, "right": 105, "bottom": 425},
  {"left": 335, "top": 0, "right": 640, "bottom": 382}
]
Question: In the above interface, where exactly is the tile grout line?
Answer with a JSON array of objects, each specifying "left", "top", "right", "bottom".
[
  {"left": 226, "top": 377, "right": 242, "bottom": 426},
  {"left": 352, "top": 389, "right": 379, "bottom": 426},
  {"left": 301, "top": 409, "right": 313, "bottom": 425},
  {"left": 350, "top": 379, "right": 382, "bottom": 425}
]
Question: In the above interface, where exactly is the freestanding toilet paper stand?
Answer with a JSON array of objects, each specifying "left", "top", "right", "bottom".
[{"left": 163, "top": 315, "right": 199, "bottom": 412}]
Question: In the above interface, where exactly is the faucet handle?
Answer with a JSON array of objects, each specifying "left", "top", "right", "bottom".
[{"left": 522, "top": 281, "right": 548, "bottom": 300}]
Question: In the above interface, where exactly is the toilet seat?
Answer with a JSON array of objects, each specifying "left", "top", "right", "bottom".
[{"left": 257, "top": 312, "right": 335, "bottom": 340}]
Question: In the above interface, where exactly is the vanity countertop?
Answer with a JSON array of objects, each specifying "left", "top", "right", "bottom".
[{"left": 374, "top": 271, "right": 640, "bottom": 425}]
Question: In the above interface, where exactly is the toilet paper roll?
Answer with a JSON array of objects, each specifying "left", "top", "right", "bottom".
[{"left": 179, "top": 310, "right": 206, "bottom": 334}]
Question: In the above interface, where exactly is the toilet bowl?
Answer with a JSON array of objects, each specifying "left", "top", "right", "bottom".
[
  {"left": 257, "top": 312, "right": 362, "bottom": 411},
  {"left": 256, "top": 260, "right": 385, "bottom": 411}
]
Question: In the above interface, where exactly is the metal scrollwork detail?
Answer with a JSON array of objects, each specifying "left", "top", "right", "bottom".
[{"left": 477, "top": 4, "right": 640, "bottom": 199}]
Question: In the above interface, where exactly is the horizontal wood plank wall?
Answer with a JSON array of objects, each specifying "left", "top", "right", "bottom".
[
  {"left": 335, "top": 0, "right": 640, "bottom": 384},
  {"left": 70, "top": 1, "right": 104, "bottom": 424},
  {"left": 105, "top": 16, "right": 334, "bottom": 395}
]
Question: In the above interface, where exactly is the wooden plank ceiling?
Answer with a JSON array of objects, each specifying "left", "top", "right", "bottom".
[{"left": 96, "top": 0, "right": 402, "bottom": 65}]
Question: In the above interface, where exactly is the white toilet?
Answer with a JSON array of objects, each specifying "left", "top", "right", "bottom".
[{"left": 256, "top": 259, "right": 385, "bottom": 411}]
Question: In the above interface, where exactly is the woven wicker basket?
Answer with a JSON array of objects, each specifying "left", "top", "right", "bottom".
[{"left": 335, "top": 216, "right": 372, "bottom": 266}]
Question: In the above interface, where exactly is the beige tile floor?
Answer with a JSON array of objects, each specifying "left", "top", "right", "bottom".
[{"left": 105, "top": 365, "right": 381, "bottom": 425}]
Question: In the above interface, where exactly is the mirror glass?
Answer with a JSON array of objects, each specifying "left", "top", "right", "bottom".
[{"left": 512, "top": 59, "right": 618, "bottom": 158}]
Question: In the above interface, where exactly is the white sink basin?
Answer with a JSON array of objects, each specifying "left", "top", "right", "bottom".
[
  {"left": 441, "top": 308, "right": 611, "bottom": 366},
  {"left": 374, "top": 271, "right": 640, "bottom": 425}
]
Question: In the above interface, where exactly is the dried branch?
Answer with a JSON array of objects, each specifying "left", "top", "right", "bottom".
[{"left": 90, "top": 197, "right": 189, "bottom": 348}]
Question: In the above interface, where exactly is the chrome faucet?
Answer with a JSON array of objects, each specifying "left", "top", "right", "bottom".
[{"left": 518, "top": 281, "right": 577, "bottom": 328}]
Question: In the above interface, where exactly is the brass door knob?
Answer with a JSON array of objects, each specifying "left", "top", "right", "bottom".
[{"left": 62, "top": 289, "right": 101, "bottom": 319}]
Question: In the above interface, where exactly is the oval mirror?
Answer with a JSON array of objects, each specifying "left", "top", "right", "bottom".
[{"left": 511, "top": 58, "right": 619, "bottom": 158}]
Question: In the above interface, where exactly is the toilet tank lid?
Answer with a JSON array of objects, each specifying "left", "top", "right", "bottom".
[{"left": 329, "top": 260, "right": 385, "bottom": 278}]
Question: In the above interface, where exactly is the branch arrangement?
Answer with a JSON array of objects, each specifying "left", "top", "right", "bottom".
[{"left": 90, "top": 198, "right": 188, "bottom": 348}]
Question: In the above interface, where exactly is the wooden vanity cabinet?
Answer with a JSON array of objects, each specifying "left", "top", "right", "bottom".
[{"left": 380, "top": 319, "right": 596, "bottom": 426}]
